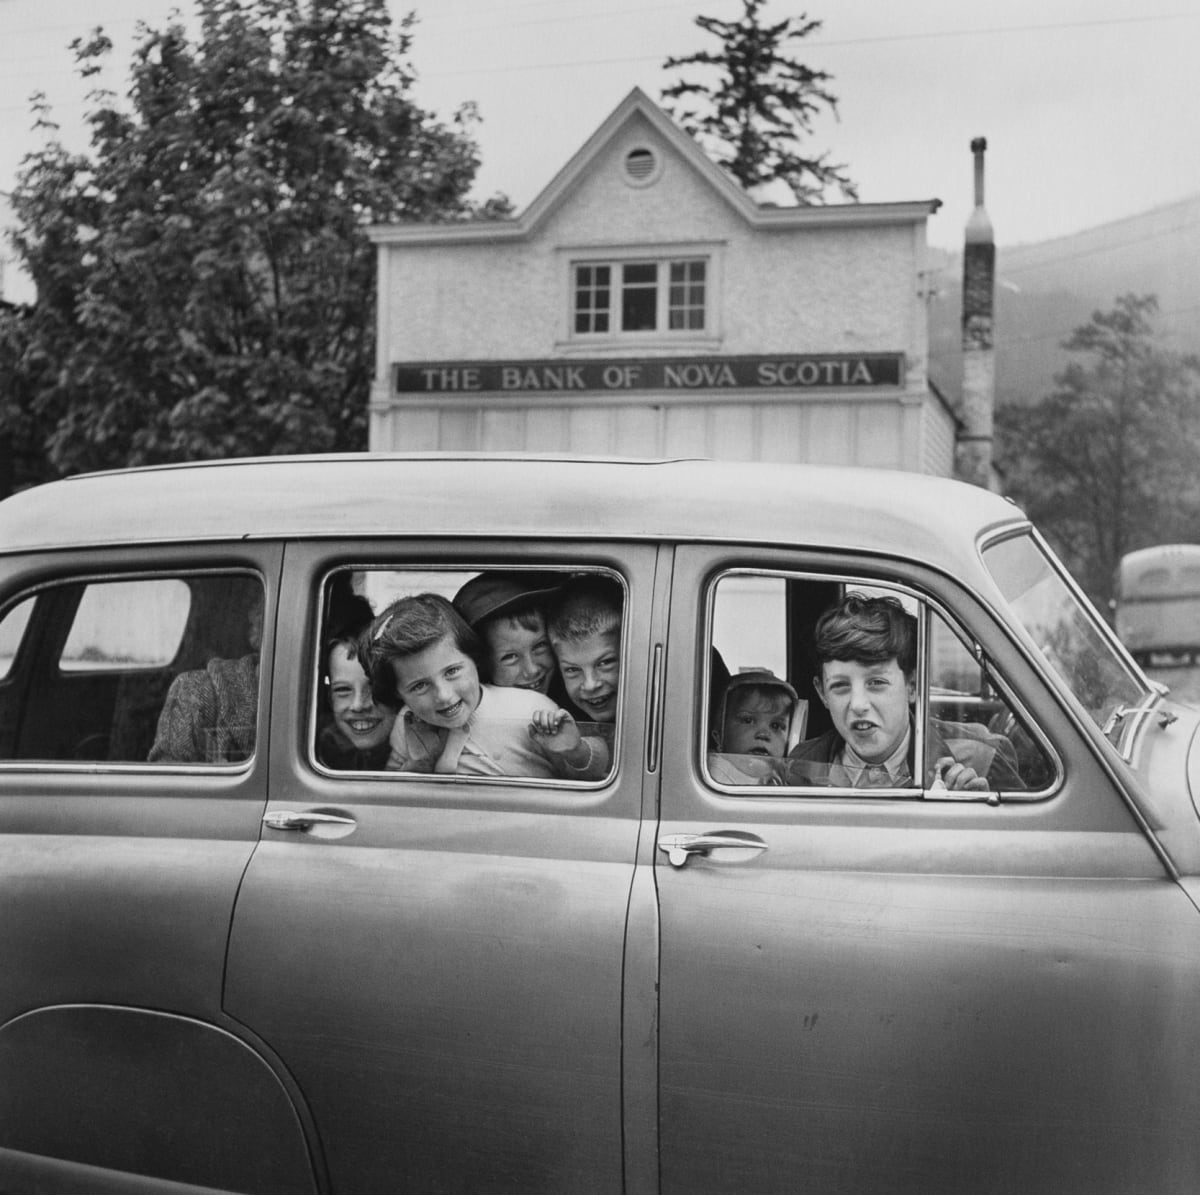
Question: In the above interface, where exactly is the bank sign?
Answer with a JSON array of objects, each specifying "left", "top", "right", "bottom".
[{"left": 393, "top": 353, "right": 904, "bottom": 395}]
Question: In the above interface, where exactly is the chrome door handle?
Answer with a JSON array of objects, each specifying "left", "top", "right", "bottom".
[
  {"left": 263, "top": 810, "right": 357, "bottom": 831},
  {"left": 658, "top": 832, "right": 767, "bottom": 868}
]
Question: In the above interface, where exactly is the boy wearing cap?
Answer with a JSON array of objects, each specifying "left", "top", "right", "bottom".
[
  {"left": 708, "top": 669, "right": 799, "bottom": 785},
  {"left": 453, "top": 571, "right": 563, "bottom": 697}
]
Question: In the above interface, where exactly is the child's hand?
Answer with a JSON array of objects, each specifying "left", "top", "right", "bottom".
[
  {"left": 932, "top": 755, "right": 988, "bottom": 791},
  {"left": 529, "top": 707, "right": 582, "bottom": 755}
]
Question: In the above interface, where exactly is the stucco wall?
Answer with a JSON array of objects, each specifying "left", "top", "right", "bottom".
[
  {"left": 380, "top": 113, "right": 925, "bottom": 368},
  {"left": 369, "top": 99, "right": 945, "bottom": 473}
]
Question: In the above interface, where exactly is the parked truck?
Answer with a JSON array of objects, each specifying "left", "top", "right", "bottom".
[{"left": 1116, "top": 543, "right": 1200, "bottom": 665}]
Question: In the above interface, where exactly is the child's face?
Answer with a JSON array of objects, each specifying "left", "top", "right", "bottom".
[
  {"left": 554, "top": 629, "right": 620, "bottom": 723},
  {"left": 817, "top": 656, "right": 915, "bottom": 764},
  {"left": 329, "top": 644, "right": 394, "bottom": 751},
  {"left": 722, "top": 690, "right": 790, "bottom": 758},
  {"left": 486, "top": 614, "right": 556, "bottom": 694},
  {"left": 390, "top": 635, "right": 481, "bottom": 729}
]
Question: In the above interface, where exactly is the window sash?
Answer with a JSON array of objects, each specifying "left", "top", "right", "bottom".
[{"left": 572, "top": 258, "right": 707, "bottom": 335}]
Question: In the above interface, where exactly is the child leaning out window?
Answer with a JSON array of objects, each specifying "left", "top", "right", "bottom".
[{"left": 363, "top": 593, "right": 607, "bottom": 780}]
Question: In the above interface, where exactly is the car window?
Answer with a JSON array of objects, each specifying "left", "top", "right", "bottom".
[
  {"left": 703, "top": 570, "right": 1056, "bottom": 797},
  {"left": 311, "top": 566, "right": 622, "bottom": 783},
  {"left": 0, "top": 572, "right": 263, "bottom": 765},
  {"left": 984, "top": 531, "right": 1151, "bottom": 747},
  {"left": 0, "top": 597, "right": 34, "bottom": 681},
  {"left": 60, "top": 579, "right": 191, "bottom": 671}
]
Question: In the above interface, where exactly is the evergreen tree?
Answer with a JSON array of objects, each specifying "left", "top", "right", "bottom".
[
  {"left": 0, "top": 0, "right": 508, "bottom": 482},
  {"left": 662, "top": 0, "right": 856, "bottom": 203}
]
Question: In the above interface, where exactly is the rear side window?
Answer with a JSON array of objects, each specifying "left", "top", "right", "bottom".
[
  {"left": 704, "top": 570, "right": 1056, "bottom": 797},
  {"left": 0, "top": 597, "right": 33, "bottom": 681},
  {"left": 0, "top": 572, "right": 263, "bottom": 765},
  {"left": 312, "top": 566, "right": 622, "bottom": 783},
  {"left": 60, "top": 579, "right": 191, "bottom": 671}
]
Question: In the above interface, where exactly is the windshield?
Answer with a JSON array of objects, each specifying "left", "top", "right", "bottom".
[{"left": 982, "top": 532, "right": 1152, "bottom": 744}]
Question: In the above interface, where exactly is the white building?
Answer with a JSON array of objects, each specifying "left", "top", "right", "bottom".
[{"left": 367, "top": 87, "right": 954, "bottom": 473}]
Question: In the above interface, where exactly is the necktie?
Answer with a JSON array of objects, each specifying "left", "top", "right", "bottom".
[{"left": 862, "top": 764, "right": 892, "bottom": 788}]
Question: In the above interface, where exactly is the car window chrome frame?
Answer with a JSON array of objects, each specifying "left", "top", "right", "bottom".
[
  {"left": 979, "top": 525, "right": 1157, "bottom": 762},
  {"left": 308, "top": 562, "right": 628, "bottom": 790},
  {"left": 0, "top": 565, "right": 267, "bottom": 774},
  {"left": 700, "top": 565, "right": 1062, "bottom": 802}
]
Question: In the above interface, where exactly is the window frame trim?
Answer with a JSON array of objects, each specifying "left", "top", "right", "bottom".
[
  {"left": 308, "top": 562, "right": 630, "bottom": 791},
  {"left": 557, "top": 241, "right": 725, "bottom": 349},
  {"left": 0, "top": 564, "right": 269, "bottom": 774},
  {"left": 700, "top": 565, "right": 1063, "bottom": 802}
]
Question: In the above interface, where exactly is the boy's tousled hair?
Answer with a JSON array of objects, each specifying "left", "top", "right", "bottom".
[
  {"left": 548, "top": 575, "right": 622, "bottom": 644},
  {"left": 813, "top": 593, "right": 917, "bottom": 677},
  {"left": 362, "top": 593, "right": 483, "bottom": 706}
]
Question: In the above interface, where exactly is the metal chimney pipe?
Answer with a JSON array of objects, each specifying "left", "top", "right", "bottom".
[{"left": 956, "top": 136, "right": 997, "bottom": 490}]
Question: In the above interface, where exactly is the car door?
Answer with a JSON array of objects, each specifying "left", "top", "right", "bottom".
[
  {"left": 654, "top": 545, "right": 1200, "bottom": 1194},
  {"left": 223, "top": 540, "right": 663, "bottom": 1193},
  {"left": 0, "top": 542, "right": 321, "bottom": 1195}
]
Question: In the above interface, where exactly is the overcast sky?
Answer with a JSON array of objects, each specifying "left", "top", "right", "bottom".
[{"left": 2, "top": 0, "right": 1198, "bottom": 265}]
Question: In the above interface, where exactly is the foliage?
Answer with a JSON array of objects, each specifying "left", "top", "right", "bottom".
[
  {"left": 2, "top": 0, "right": 510, "bottom": 483},
  {"left": 997, "top": 293, "right": 1200, "bottom": 608},
  {"left": 662, "top": 0, "right": 856, "bottom": 203},
  {"left": 0, "top": 301, "right": 53, "bottom": 497}
]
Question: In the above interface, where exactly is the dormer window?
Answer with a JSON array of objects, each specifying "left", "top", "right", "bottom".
[{"left": 572, "top": 258, "right": 707, "bottom": 336}]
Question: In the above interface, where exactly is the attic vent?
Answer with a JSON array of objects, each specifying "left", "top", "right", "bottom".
[{"left": 623, "top": 147, "right": 660, "bottom": 187}]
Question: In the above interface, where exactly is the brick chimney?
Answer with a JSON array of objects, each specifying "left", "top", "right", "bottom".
[{"left": 956, "top": 137, "right": 997, "bottom": 490}]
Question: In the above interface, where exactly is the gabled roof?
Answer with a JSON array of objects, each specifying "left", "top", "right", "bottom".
[{"left": 367, "top": 87, "right": 940, "bottom": 247}]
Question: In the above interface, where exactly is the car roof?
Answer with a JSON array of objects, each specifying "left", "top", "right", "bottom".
[{"left": 0, "top": 453, "right": 1028, "bottom": 568}]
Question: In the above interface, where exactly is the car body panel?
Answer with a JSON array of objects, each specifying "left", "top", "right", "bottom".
[
  {"left": 0, "top": 454, "right": 1022, "bottom": 566},
  {"left": 0, "top": 455, "right": 1197, "bottom": 1192},
  {"left": 221, "top": 539, "right": 660, "bottom": 1193},
  {"left": 0, "top": 541, "right": 322, "bottom": 1192},
  {"left": 0, "top": 1006, "right": 317, "bottom": 1194},
  {"left": 654, "top": 544, "right": 1200, "bottom": 1193}
]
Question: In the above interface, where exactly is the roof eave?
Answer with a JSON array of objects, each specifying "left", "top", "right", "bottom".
[{"left": 366, "top": 87, "right": 941, "bottom": 248}]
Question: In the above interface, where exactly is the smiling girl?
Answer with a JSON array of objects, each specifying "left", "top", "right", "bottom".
[{"left": 364, "top": 593, "right": 606, "bottom": 779}]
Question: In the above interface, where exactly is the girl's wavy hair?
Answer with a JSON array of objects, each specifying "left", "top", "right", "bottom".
[
  {"left": 813, "top": 593, "right": 917, "bottom": 677},
  {"left": 361, "top": 593, "right": 484, "bottom": 707}
]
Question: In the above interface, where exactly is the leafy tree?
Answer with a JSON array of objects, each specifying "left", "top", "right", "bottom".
[
  {"left": 997, "top": 293, "right": 1200, "bottom": 608},
  {"left": 0, "top": 300, "right": 51, "bottom": 498},
  {"left": 662, "top": 0, "right": 856, "bottom": 203},
  {"left": 2, "top": 0, "right": 508, "bottom": 481}
]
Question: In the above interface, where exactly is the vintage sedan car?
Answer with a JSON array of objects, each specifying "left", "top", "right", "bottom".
[{"left": 0, "top": 454, "right": 1198, "bottom": 1194}]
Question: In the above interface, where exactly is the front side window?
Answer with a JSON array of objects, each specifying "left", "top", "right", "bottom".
[
  {"left": 312, "top": 566, "right": 623, "bottom": 784},
  {"left": 0, "top": 572, "right": 263, "bottom": 765},
  {"left": 984, "top": 531, "right": 1150, "bottom": 748},
  {"left": 704, "top": 571, "right": 1055, "bottom": 797},
  {"left": 572, "top": 258, "right": 707, "bottom": 336}
]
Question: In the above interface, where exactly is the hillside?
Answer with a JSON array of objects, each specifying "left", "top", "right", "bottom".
[{"left": 929, "top": 193, "right": 1200, "bottom": 408}]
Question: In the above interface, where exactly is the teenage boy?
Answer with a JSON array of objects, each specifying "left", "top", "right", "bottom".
[{"left": 789, "top": 593, "right": 1021, "bottom": 792}]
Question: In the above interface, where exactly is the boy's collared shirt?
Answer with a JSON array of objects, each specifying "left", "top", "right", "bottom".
[{"left": 831, "top": 726, "right": 914, "bottom": 788}]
